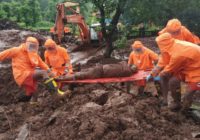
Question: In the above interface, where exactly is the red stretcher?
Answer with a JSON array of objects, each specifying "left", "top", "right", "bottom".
[{"left": 56, "top": 70, "right": 151, "bottom": 84}]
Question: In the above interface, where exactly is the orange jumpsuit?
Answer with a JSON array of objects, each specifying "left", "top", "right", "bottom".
[
  {"left": 157, "top": 33, "right": 200, "bottom": 90},
  {"left": 159, "top": 26, "right": 198, "bottom": 44},
  {"left": 158, "top": 19, "right": 199, "bottom": 44},
  {"left": 44, "top": 39, "right": 73, "bottom": 76},
  {"left": 0, "top": 43, "right": 49, "bottom": 95},
  {"left": 129, "top": 41, "right": 158, "bottom": 86},
  {"left": 154, "top": 19, "right": 199, "bottom": 76},
  {"left": 128, "top": 41, "right": 158, "bottom": 70}
]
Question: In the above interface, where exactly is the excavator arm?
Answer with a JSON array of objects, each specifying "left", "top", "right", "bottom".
[
  {"left": 53, "top": 2, "right": 90, "bottom": 44},
  {"left": 65, "top": 15, "right": 90, "bottom": 43}
]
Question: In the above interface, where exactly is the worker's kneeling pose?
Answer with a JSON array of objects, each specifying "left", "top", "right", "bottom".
[
  {"left": 44, "top": 39, "right": 73, "bottom": 77},
  {"left": 0, "top": 37, "right": 54, "bottom": 102},
  {"left": 128, "top": 41, "right": 159, "bottom": 95},
  {"left": 154, "top": 33, "right": 200, "bottom": 111}
]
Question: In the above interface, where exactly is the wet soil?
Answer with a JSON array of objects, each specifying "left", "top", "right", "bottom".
[
  {"left": 0, "top": 19, "right": 20, "bottom": 30},
  {"left": 0, "top": 29, "right": 199, "bottom": 140}
]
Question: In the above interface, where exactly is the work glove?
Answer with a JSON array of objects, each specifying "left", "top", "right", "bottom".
[
  {"left": 153, "top": 76, "right": 161, "bottom": 81},
  {"left": 130, "top": 65, "right": 137, "bottom": 73},
  {"left": 151, "top": 66, "right": 162, "bottom": 77},
  {"left": 146, "top": 74, "right": 153, "bottom": 82},
  {"left": 64, "top": 63, "right": 74, "bottom": 75},
  {"left": 47, "top": 68, "right": 56, "bottom": 78},
  {"left": 65, "top": 68, "right": 69, "bottom": 73}
]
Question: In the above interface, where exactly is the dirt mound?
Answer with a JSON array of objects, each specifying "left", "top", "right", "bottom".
[
  {"left": 0, "top": 19, "right": 19, "bottom": 30},
  {"left": 40, "top": 94, "right": 198, "bottom": 140},
  {"left": 0, "top": 30, "right": 47, "bottom": 50},
  {"left": 0, "top": 30, "right": 199, "bottom": 139},
  {"left": 0, "top": 67, "right": 21, "bottom": 105},
  {"left": 0, "top": 66, "right": 199, "bottom": 139}
]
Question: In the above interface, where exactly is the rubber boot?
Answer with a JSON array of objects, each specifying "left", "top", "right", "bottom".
[
  {"left": 169, "top": 78, "right": 182, "bottom": 112},
  {"left": 160, "top": 75, "right": 169, "bottom": 106},
  {"left": 30, "top": 93, "right": 39, "bottom": 105},
  {"left": 182, "top": 91, "right": 196, "bottom": 111},
  {"left": 154, "top": 81, "right": 162, "bottom": 97},
  {"left": 138, "top": 86, "right": 145, "bottom": 95},
  {"left": 169, "top": 90, "right": 182, "bottom": 112},
  {"left": 18, "top": 94, "right": 32, "bottom": 102}
]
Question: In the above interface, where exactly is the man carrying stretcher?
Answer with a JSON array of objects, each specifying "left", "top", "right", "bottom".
[
  {"left": 128, "top": 41, "right": 159, "bottom": 95},
  {"left": 55, "top": 40, "right": 160, "bottom": 96}
]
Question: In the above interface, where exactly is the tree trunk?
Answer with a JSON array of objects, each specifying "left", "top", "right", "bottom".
[
  {"left": 94, "top": 0, "right": 128, "bottom": 58},
  {"left": 104, "top": 40, "right": 113, "bottom": 58}
]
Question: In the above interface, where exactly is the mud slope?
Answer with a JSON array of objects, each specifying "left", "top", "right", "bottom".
[
  {"left": 0, "top": 29, "right": 199, "bottom": 140},
  {"left": 0, "top": 68, "right": 199, "bottom": 140}
]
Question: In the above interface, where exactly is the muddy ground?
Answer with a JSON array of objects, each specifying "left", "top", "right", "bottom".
[
  {"left": 0, "top": 20, "right": 20, "bottom": 30},
  {"left": 0, "top": 29, "right": 200, "bottom": 140}
]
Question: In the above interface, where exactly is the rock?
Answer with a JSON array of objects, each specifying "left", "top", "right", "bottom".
[
  {"left": 16, "top": 123, "right": 29, "bottom": 140},
  {"left": 105, "top": 92, "right": 131, "bottom": 107},
  {"left": 46, "top": 111, "right": 60, "bottom": 126},
  {"left": 192, "top": 132, "right": 200, "bottom": 138},
  {"left": 80, "top": 102, "right": 102, "bottom": 113}
]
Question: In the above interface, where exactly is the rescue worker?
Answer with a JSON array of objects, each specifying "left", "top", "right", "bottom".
[
  {"left": 159, "top": 18, "right": 199, "bottom": 44},
  {"left": 0, "top": 37, "right": 52, "bottom": 102},
  {"left": 154, "top": 33, "right": 200, "bottom": 111},
  {"left": 147, "top": 19, "right": 199, "bottom": 105},
  {"left": 44, "top": 39, "right": 73, "bottom": 77},
  {"left": 128, "top": 41, "right": 159, "bottom": 95}
]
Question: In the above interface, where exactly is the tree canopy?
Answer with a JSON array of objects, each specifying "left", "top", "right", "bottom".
[{"left": 0, "top": 0, "right": 199, "bottom": 32}]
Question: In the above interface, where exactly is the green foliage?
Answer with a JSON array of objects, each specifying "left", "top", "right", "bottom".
[
  {"left": 44, "top": 1, "right": 57, "bottom": 22},
  {"left": 22, "top": 0, "right": 41, "bottom": 26},
  {"left": 122, "top": 0, "right": 200, "bottom": 34},
  {"left": 35, "top": 21, "right": 54, "bottom": 27},
  {"left": 114, "top": 36, "right": 127, "bottom": 48},
  {"left": 1, "top": 2, "right": 11, "bottom": 18},
  {"left": 0, "top": 0, "right": 199, "bottom": 35},
  {"left": 0, "top": 4, "right": 7, "bottom": 19},
  {"left": 0, "top": 0, "right": 41, "bottom": 27}
]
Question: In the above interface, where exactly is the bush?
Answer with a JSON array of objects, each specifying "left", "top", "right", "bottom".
[
  {"left": 35, "top": 21, "right": 54, "bottom": 28},
  {"left": 114, "top": 36, "right": 128, "bottom": 49},
  {"left": 17, "top": 22, "right": 26, "bottom": 28},
  {"left": 17, "top": 21, "right": 54, "bottom": 31}
]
